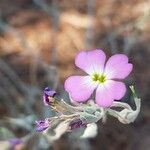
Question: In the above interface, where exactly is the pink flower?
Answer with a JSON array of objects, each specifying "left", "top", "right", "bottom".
[{"left": 64, "top": 50, "right": 133, "bottom": 107}]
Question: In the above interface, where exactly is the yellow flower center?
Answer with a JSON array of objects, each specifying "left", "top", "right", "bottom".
[{"left": 92, "top": 73, "right": 106, "bottom": 83}]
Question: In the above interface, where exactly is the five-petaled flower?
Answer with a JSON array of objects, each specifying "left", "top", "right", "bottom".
[{"left": 65, "top": 49, "right": 133, "bottom": 107}]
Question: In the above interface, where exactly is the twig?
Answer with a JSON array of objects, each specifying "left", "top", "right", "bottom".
[{"left": 85, "top": 0, "right": 95, "bottom": 49}]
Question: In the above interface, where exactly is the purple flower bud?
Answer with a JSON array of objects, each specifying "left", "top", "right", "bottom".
[
  {"left": 9, "top": 138, "right": 23, "bottom": 147},
  {"left": 43, "top": 87, "right": 56, "bottom": 106},
  {"left": 35, "top": 120, "right": 49, "bottom": 132},
  {"left": 69, "top": 119, "right": 87, "bottom": 130}
]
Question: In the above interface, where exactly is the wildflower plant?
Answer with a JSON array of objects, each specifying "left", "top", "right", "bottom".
[{"left": 36, "top": 49, "right": 141, "bottom": 141}]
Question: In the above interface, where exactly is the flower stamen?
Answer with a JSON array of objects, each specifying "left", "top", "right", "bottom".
[{"left": 92, "top": 73, "right": 106, "bottom": 83}]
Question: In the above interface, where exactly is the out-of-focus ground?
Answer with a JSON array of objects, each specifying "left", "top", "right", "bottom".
[{"left": 0, "top": 0, "right": 150, "bottom": 150}]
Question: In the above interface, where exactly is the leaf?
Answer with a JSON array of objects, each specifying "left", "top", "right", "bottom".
[
  {"left": 80, "top": 123, "right": 98, "bottom": 139},
  {"left": 0, "top": 128, "right": 15, "bottom": 140}
]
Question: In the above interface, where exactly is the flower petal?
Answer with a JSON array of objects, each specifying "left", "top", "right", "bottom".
[
  {"left": 64, "top": 76, "right": 98, "bottom": 102},
  {"left": 75, "top": 50, "right": 106, "bottom": 75},
  {"left": 104, "top": 54, "right": 133, "bottom": 79},
  {"left": 113, "top": 81, "right": 126, "bottom": 100},
  {"left": 95, "top": 80, "right": 126, "bottom": 107}
]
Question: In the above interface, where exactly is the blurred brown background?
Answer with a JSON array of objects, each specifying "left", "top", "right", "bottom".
[{"left": 0, "top": 0, "right": 150, "bottom": 150}]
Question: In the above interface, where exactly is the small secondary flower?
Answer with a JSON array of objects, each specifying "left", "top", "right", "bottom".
[
  {"left": 69, "top": 119, "right": 87, "bottom": 130},
  {"left": 43, "top": 87, "right": 56, "bottom": 106},
  {"left": 9, "top": 138, "right": 23, "bottom": 149},
  {"left": 35, "top": 120, "right": 49, "bottom": 132},
  {"left": 65, "top": 49, "right": 133, "bottom": 107},
  {"left": 9, "top": 138, "right": 23, "bottom": 145}
]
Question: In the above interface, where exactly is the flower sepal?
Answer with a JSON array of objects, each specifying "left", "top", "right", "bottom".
[{"left": 107, "top": 86, "right": 141, "bottom": 124}]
